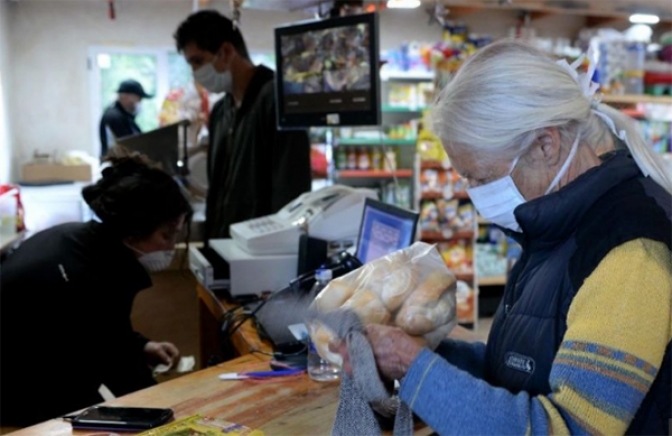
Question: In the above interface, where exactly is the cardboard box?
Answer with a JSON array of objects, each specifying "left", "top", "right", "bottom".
[{"left": 22, "top": 164, "right": 92, "bottom": 182}]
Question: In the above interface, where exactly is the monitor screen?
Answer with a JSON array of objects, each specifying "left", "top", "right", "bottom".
[
  {"left": 274, "top": 13, "right": 380, "bottom": 129},
  {"left": 113, "top": 121, "right": 188, "bottom": 176},
  {"left": 356, "top": 199, "right": 418, "bottom": 265}
]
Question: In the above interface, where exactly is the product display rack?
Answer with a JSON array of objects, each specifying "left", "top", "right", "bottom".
[{"left": 417, "top": 159, "right": 479, "bottom": 327}]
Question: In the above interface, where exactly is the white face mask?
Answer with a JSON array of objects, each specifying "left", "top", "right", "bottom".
[
  {"left": 466, "top": 133, "right": 581, "bottom": 233},
  {"left": 194, "top": 56, "right": 232, "bottom": 94},
  {"left": 127, "top": 245, "right": 175, "bottom": 272}
]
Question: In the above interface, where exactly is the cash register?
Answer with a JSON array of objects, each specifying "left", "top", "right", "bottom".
[{"left": 189, "top": 185, "right": 377, "bottom": 297}]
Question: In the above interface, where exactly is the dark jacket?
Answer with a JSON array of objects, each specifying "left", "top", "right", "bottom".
[
  {"left": 99, "top": 101, "right": 142, "bottom": 157},
  {"left": 485, "top": 151, "right": 671, "bottom": 434},
  {"left": 0, "top": 221, "right": 156, "bottom": 426},
  {"left": 205, "top": 65, "right": 311, "bottom": 239}
]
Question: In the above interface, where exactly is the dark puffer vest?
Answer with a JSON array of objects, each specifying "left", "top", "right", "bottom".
[{"left": 484, "top": 151, "right": 671, "bottom": 435}]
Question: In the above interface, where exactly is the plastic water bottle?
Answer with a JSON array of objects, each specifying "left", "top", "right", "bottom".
[{"left": 307, "top": 269, "right": 341, "bottom": 382}]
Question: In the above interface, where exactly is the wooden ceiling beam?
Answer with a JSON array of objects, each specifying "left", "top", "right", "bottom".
[{"left": 585, "top": 15, "right": 627, "bottom": 27}]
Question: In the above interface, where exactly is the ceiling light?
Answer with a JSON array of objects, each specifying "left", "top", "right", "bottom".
[
  {"left": 387, "top": 0, "right": 422, "bottom": 9},
  {"left": 629, "top": 13, "right": 660, "bottom": 24}
]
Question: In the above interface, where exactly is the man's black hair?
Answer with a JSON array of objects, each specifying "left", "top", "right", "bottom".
[{"left": 174, "top": 10, "right": 250, "bottom": 60}]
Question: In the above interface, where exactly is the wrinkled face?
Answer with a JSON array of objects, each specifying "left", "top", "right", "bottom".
[
  {"left": 126, "top": 214, "right": 186, "bottom": 255},
  {"left": 446, "top": 128, "right": 569, "bottom": 201}
]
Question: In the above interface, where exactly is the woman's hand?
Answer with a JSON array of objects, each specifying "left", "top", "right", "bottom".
[
  {"left": 365, "top": 325, "right": 423, "bottom": 380},
  {"left": 329, "top": 325, "right": 424, "bottom": 380},
  {"left": 144, "top": 341, "right": 180, "bottom": 368}
]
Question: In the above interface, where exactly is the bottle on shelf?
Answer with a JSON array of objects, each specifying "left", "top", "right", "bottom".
[
  {"left": 383, "top": 147, "right": 398, "bottom": 172},
  {"left": 307, "top": 269, "right": 340, "bottom": 382},
  {"left": 357, "top": 147, "right": 371, "bottom": 171},
  {"left": 346, "top": 147, "right": 357, "bottom": 170},
  {"left": 335, "top": 146, "right": 347, "bottom": 170},
  {"left": 371, "top": 147, "right": 383, "bottom": 171}
]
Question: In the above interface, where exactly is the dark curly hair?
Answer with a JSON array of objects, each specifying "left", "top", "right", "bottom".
[
  {"left": 174, "top": 10, "right": 250, "bottom": 60},
  {"left": 82, "top": 158, "right": 193, "bottom": 239}
]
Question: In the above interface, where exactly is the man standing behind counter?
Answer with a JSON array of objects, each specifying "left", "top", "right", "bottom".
[{"left": 174, "top": 11, "right": 311, "bottom": 239}]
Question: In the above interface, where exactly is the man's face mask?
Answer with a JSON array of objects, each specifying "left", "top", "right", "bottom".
[{"left": 194, "top": 53, "right": 232, "bottom": 94}]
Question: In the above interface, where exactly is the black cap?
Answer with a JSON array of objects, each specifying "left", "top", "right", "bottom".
[{"left": 117, "top": 79, "right": 153, "bottom": 98}]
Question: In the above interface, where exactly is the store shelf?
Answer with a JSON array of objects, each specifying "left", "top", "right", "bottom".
[
  {"left": 382, "top": 105, "right": 427, "bottom": 113},
  {"left": 477, "top": 216, "right": 490, "bottom": 225},
  {"left": 420, "top": 192, "right": 445, "bottom": 200},
  {"left": 453, "top": 191, "right": 470, "bottom": 200},
  {"left": 337, "top": 138, "right": 417, "bottom": 146},
  {"left": 420, "top": 161, "right": 448, "bottom": 170},
  {"left": 421, "top": 230, "right": 475, "bottom": 242},
  {"left": 455, "top": 273, "right": 475, "bottom": 283},
  {"left": 602, "top": 94, "right": 672, "bottom": 105},
  {"left": 380, "top": 70, "right": 434, "bottom": 81},
  {"left": 335, "top": 169, "right": 414, "bottom": 179},
  {"left": 479, "top": 275, "right": 507, "bottom": 287}
]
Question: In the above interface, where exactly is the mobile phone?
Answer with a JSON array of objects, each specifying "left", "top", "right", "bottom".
[{"left": 70, "top": 406, "right": 174, "bottom": 431}]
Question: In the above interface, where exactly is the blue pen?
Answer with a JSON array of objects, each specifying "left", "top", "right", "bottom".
[{"left": 219, "top": 369, "right": 304, "bottom": 380}]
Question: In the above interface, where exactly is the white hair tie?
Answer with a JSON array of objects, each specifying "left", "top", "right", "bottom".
[{"left": 555, "top": 50, "right": 649, "bottom": 176}]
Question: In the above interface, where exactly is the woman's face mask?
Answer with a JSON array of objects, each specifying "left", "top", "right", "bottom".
[
  {"left": 131, "top": 248, "right": 176, "bottom": 272},
  {"left": 466, "top": 133, "right": 581, "bottom": 233}
]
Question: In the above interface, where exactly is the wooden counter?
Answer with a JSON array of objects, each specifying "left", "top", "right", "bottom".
[
  {"left": 8, "top": 354, "right": 341, "bottom": 436},
  {"left": 196, "top": 282, "right": 273, "bottom": 365}
]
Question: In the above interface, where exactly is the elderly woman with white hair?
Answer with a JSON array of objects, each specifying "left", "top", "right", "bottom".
[{"left": 337, "top": 40, "right": 672, "bottom": 435}]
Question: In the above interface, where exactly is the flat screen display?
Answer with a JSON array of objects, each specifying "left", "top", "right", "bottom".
[
  {"left": 274, "top": 13, "right": 380, "bottom": 128},
  {"left": 356, "top": 199, "right": 418, "bottom": 265}
]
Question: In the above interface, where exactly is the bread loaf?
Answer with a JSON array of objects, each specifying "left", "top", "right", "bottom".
[
  {"left": 314, "top": 280, "right": 355, "bottom": 312},
  {"left": 310, "top": 322, "right": 343, "bottom": 366},
  {"left": 341, "top": 290, "right": 391, "bottom": 325},
  {"left": 395, "top": 270, "right": 456, "bottom": 335},
  {"left": 380, "top": 267, "right": 418, "bottom": 311}
]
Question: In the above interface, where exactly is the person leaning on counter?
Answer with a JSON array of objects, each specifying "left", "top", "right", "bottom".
[
  {"left": 335, "top": 40, "right": 672, "bottom": 435},
  {"left": 174, "top": 11, "right": 311, "bottom": 239},
  {"left": 0, "top": 158, "right": 192, "bottom": 427}
]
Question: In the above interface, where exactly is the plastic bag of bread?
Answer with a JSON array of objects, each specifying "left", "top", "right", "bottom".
[{"left": 309, "top": 241, "right": 457, "bottom": 366}]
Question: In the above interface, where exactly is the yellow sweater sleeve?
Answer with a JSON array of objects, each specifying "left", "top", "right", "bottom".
[{"left": 545, "top": 238, "right": 672, "bottom": 434}]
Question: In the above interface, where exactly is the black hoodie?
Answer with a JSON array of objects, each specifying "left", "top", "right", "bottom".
[{"left": 205, "top": 65, "right": 311, "bottom": 239}]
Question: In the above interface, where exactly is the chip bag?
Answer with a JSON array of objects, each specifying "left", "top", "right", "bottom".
[{"left": 309, "top": 242, "right": 457, "bottom": 366}]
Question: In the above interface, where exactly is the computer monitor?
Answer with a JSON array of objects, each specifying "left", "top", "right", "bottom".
[
  {"left": 274, "top": 13, "right": 381, "bottom": 129},
  {"left": 356, "top": 198, "right": 419, "bottom": 265},
  {"left": 113, "top": 121, "right": 189, "bottom": 176}
]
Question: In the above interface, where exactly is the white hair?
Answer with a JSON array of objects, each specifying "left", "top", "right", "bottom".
[{"left": 432, "top": 39, "right": 672, "bottom": 195}]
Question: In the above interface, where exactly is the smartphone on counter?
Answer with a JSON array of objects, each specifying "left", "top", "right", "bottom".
[{"left": 70, "top": 406, "right": 174, "bottom": 431}]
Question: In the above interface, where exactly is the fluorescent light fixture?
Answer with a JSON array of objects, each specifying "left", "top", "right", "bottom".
[
  {"left": 629, "top": 13, "right": 660, "bottom": 24},
  {"left": 387, "top": 0, "right": 422, "bottom": 9}
]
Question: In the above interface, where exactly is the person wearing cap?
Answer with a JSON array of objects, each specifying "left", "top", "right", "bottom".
[
  {"left": 99, "top": 79, "right": 153, "bottom": 158},
  {"left": 173, "top": 11, "right": 311, "bottom": 239}
]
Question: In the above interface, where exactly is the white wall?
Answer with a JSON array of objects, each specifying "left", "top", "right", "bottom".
[
  {"left": 6, "top": 0, "right": 586, "bottom": 181},
  {"left": 0, "top": 0, "right": 13, "bottom": 183}
]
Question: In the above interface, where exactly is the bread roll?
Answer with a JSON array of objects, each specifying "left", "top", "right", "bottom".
[
  {"left": 309, "top": 322, "right": 343, "bottom": 366},
  {"left": 396, "top": 311, "right": 435, "bottom": 335},
  {"left": 314, "top": 280, "right": 355, "bottom": 312},
  {"left": 405, "top": 270, "right": 456, "bottom": 306},
  {"left": 395, "top": 270, "right": 456, "bottom": 334},
  {"left": 342, "top": 290, "right": 391, "bottom": 325},
  {"left": 381, "top": 267, "right": 418, "bottom": 311}
]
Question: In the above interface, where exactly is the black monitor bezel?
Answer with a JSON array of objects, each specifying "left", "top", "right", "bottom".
[
  {"left": 356, "top": 198, "right": 419, "bottom": 264},
  {"left": 274, "top": 13, "right": 381, "bottom": 129}
]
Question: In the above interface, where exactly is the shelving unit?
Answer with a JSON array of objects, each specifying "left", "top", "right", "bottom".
[
  {"left": 335, "top": 169, "right": 413, "bottom": 179},
  {"left": 418, "top": 159, "right": 479, "bottom": 327},
  {"left": 601, "top": 94, "right": 672, "bottom": 105},
  {"left": 337, "top": 138, "right": 417, "bottom": 146}
]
